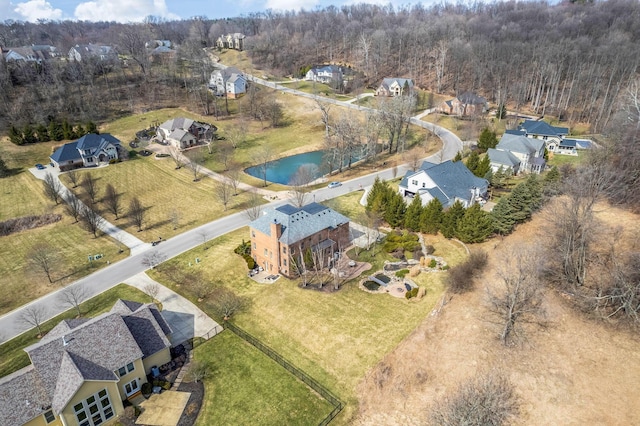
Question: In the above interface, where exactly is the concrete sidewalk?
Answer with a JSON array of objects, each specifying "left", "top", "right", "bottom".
[{"left": 125, "top": 272, "right": 222, "bottom": 345}]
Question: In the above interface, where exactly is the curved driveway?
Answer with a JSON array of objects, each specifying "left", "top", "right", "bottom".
[{"left": 0, "top": 72, "right": 462, "bottom": 342}]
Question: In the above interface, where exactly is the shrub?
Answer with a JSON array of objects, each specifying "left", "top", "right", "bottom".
[
  {"left": 128, "top": 150, "right": 138, "bottom": 158},
  {"left": 383, "top": 241, "right": 400, "bottom": 252},
  {"left": 0, "top": 214, "right": 62, "bottom": 236},
  {"left": 410, "top": 287, "right": 419, "bottom": 298},
  {"left": 395, "top": 269, "right": 410, "bottom": 278},
  {"left": 425, "top": 245, "right": 435, "bottom": 255},
  {"left": 243, "top": 254, "right": 256, "bottom": 270},
  {"left": 428, "top": 259, "right": 437, "bottom": 268},
  {"left": 441, "top": 265, "right": 450, "bottom": 270},
  {"left": 108, "top": 158, "right": 121, "bottom": 164},
  {"left": 141, "top": 382, "right": 152, "bottom": 395},
  {"left": 405, "top": 291, "right": 413, "bottom": 299},
  {"left": 447, "top": 250, "right": 488, "bottom": 293},
  {"left": 403, "top": 240, "right": 421, "bottom": 252},
  {"left": 234, "top": 240, "right": 251, "bottom": 255},
  {"left": 161, "top": 381, "right": 171, "bottom": 390}
]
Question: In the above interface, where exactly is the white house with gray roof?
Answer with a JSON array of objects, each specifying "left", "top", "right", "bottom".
[
  {"left": 491, "top": 133, "right": 546, "bottom": 174},
  {"left": 0, "top": 300, "right": 172, "bottom": 426},
  {"left": 375, "top": 77, "right": 414, "bottom": 97},
  {"left": 209, "top": 67, "right": 246, "bottom": 98},
  {"left": 50, "top": 133, "right": 121, "bottom": 171},
  {"left": 399, "top": 160, "right": 488, "bottom": 208},
  {"left": 249, "top": 203, "right": 351, "bottom": 277}
]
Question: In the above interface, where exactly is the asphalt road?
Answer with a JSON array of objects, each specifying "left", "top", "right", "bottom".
[{"left": 0, "top": 72, "right": 462, "bottom": 342}]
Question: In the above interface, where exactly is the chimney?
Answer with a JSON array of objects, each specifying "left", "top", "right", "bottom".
[{"left": 270, "top": 220, "right": 282, "bottom": 239}]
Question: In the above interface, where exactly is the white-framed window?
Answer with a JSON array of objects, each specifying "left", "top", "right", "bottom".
[
  {"left": 411, "top": 179, "right": 418, "bottom": 185},
  {"left": 124, "top": 378, "right": 140, "bottom": 397},
  {"left": 118, "top": 362, "right": 134, "bottom": 377},
  {"left": 43, "top": 410, "right": 55, "bottom": 423},
  {"left": 74, "top": 388, "right": 114, "bottom": 426}
]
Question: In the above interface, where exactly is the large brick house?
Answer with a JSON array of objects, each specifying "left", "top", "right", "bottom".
[
  {"left": 0, "top": 300, "right": 172, "bottom": 426},
  {"left": 249, "top": 203, "right": 351, "bottom": 277}
]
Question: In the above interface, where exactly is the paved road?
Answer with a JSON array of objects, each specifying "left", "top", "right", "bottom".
[{"left": 0, "top": 69, "right": 462, "bottom": 342}]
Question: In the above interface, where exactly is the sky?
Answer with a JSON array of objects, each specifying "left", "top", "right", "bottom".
[{"left": 0, "top": 0, "right": 409, "bottom": 23}]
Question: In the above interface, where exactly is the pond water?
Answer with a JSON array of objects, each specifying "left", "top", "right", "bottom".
[{"left": 245, "top": 149, "right": 363, "bottom": 185}]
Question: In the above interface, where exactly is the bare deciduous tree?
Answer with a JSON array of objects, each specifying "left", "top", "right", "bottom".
[
  {"left": 216, "top": 140, "right": 234, "bottom": 171},
  {"left": 27, "top": 243, "right": 58, "bottom": 284},
  {"left": 315, "top": 99, "right": 332, "bottom": 137},
  {"left": 80, "top": 173, "right": 99, "bottom": 205},
  {"left": 430, "top": 371, "right": 519, "bottom": 426},
  {"left": 211, "top": 287, "right": 244, "bottom": 320},
  {"left": 103, "top": 183, "right": 122, "bottom": 219},
  {"left": 21, "top": 305, "right": 47, "bottom": 337},
  {"left": 169, "top": 146, "right": 184, "bottom": 169},
  {"left": 63, "top": 194, "right": 82, "bottom": 223},
  {"left": 129, "top": 197, "right": 146, "bottom": 232},
  {"left": 168, "top": 208, "right": 181, "bottom": 230},
  {"left": 66, "top": 169, "right": 79, "bottom": 187},
  {"left": 59, "top": 285, "right": 87, "bottom": 318},
  {"left": 244, "top": 191, "right": 263, "bottom": 221},
  {"left": 213, "top": 177, "right": 233, "bottom": 211},
  {"left": 256, "top": 146, "right": 273, "bottom": 187},
  {"left": 226, "top": 166, "right": 241, "bottom": 196},
  {"left": 224, "top": 123, "right": 247, "bottom": 149},
  {"left": 486, "top": 247, "right": 545, "bottom": 345},
  {"left": 142, "top": 250, "right": 167, "bottom": 269},
  {"left": 185, "top": 148, "right": 204, "bottom": 181},
  {"left": 43, "top": 172, "right": 63, "bottom": 205},
  {"left": 144, "top": 282, "right": 160, "bottom": 303},
  {"left": 289, "top": 164, "right": 317, "bottom": 208},
  {"left": 80, "top": 204, "right": 104, "bottom": 237}
]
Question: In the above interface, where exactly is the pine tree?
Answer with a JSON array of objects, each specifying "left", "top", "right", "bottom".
[
  {"left": 542, "top": 166, "right": 561, "bottom": 197},
  {"left": 86, "top": 121, "right": 99, "bottom": 134},
  {"left": 404, "top": 195, "right": 423, "bottom": 231},
  {"left": 474, "top": 155, "right": 491, "bottom": 178},
  {"left": 62, "top": 119, "right": 76, "bottom": 140},
  {"left": 366, "top": 177, "right": 387, "bottom": 213},
  {"left": 491, "top": 196, "right": 517, "bottom": 236},
  {"left": 420, "top": 198, "right": 443, "bottom": 234},
  {"left": 477, "top": 128, "right": 498, "bottom": 151},
  {"left": 453, "top": 151, "right": 463, "bottom": 162},
  {"left": 492, "top": 166, "right": 506, "bottom": 188},
  {"left": 22, "top": 124, "right": 36, "bottom": 144},
  {"left": 466, "top": 151, "right": 480, "bottom": 175},
  {"left": 456, "top": 203, "right": 493, "bottom": 243},
  {"left": 75, "top": 124, "right": 86, "bottom": 137},
  {"left": 8, "top": 125, "right": 23, "bottom": 145},
  {"left": 441, "top": 201, "right": 465, "bottom": 239},
  {"left": 385, "top": 192, "right": 406, "bottom": 228},
  {"left": 508, "top": 182, "right": 533, "bottom": 222},
  {"left": 48, "top": 120, "right": 64, "bottom": 141},
  {"left": 524, "top": 174, "right": 542, "bottom": 211}
]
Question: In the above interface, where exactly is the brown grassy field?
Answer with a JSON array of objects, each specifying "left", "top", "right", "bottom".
[{"left": 354, "top": 204, "right": 640, "bottom": 425}]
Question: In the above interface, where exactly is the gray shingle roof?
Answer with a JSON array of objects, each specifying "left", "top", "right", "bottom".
[
  {"left": 50, "top": 142, "right": 82, "bottom": 163},
  {"left": 457, "top": 92, "right": 486, "bottom": 105},
  {"left": 159, "top": 117, "right": 194, "bottom": 133},
  {"left": 250, "top": 203, "right": 349, "bottom": 245},
  {"left": 0, "top": 300, "right": 172, "bottom": 424},
  {"left": 380, "top": 77, "right": 414, "bottom": 90},
  {"left": 497, "top": 133, "right": 544, "bottom": 154},
  {"left": 75, "top": 133, "right": 120, "bottom": 151},
  {"left": 488, "top": 148, "right": 521, "bottom": 168},
  {"left": 519, "top": 119, "right": 568, "bottom": 136}
]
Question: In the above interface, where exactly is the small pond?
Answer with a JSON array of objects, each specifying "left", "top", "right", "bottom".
[
  {"left": 245, "top": 149, "right": 364, "bottom": 185},
  {"left": 363, "top": 281, "right": 381, "bottom": 291}
]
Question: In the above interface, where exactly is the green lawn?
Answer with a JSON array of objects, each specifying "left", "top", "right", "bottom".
[
  {"left": 194, "top": 331, "right": 333, "bottom": 426},
  {"left": 322, "top": 191, "right": 366, "bottom": 219},
  {"left": 149, "top": 226, "right": 452, "bottom": 424},
  {"left": 547, "top": 152, "right": 584, "bottom": 168},
  {"left": 0, "top": 284, "right": 149, "bottom": 377}
]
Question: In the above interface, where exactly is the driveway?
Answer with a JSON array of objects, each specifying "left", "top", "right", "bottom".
[{"left": 125, "top": 272, "right": 222, "bottom": 345}]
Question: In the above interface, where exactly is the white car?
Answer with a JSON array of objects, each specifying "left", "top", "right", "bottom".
[{"left": 327, "top": 181, "right": 342, "bottom": 188}]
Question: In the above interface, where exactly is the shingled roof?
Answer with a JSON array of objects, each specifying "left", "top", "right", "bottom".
[
  {"left": 250, "top": 203, "right": 349, "bottom": 245},
  {"left": 518, "top": 119, "right": 568, "bottom": 136}
]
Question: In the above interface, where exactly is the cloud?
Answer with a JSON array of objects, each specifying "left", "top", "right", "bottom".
[
  {"left": 13, "top": 0, "right": 63, "bottom": 21},
  {"left": 74, "top": 0, "right": 179, "bottom": 22},
  {"left": 264, "top": 0, "right": 319, "bottom": 11}
]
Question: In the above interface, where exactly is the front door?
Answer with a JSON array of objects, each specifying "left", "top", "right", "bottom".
[{"left": 124, "top": 379, "right": 140, "bottom": 397}]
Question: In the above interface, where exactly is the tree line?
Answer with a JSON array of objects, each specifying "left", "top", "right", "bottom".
[{"left": 8, "top": 119, "right": 98, "bottom": 145}]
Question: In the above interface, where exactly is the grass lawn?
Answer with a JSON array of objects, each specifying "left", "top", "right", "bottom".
[
  {"left": 194, "top": 331, "right": 333, "bottom": 426},
  {"left": 0, "top": 284, "right": 149, "bottom": 377},
  {"left": 547, "top": 152, "right": 584, "bottom": 168},
  {"left": 59, "top": 155, "right": 263, "bottom": 242},
  {"left": 322, "top": 191, "right": 366, "bottom": 219},
  {"left": 148, "top": 227, "right": 452, "bottom": 424}
]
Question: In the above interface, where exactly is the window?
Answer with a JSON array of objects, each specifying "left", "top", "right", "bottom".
[
  {"left": 283, "top": 259, "right": 287, "bottom": 266},
  {"left": 118, "top": 362, "right": 134, "bottom": 377},
  {"left": 282, "top": 247, "right": 287, "bottom": 254},
  {"left": 263, "top": 248, "right": 268, "bottom": 256},
  {"left": 411, "top": 179, "right": 418, "bottom": 185},
  {"left": 252, "top": 242, "right": 256, "bottom": 249},
  {"left": 43, "top": 410, "right": 55, "bottom": 423},
  {"left": 74, "top": 388, "right": 113, "bottom": 426},
  {"left": 124, "top": 379, "right": 140, "bottom": 396}
]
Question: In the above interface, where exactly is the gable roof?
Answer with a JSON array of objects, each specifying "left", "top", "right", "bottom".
[
  {"left": 457, "top": 92, "right": 486, "bottom": 105},
  {"left": 379, "top": 77, "right": 414, "bottom": 90},
  {"left": 487, "top": 148, "right": 521, "bottom": 168},
  {"left": 0, "top": 300, "right": 172, "bottom": 424},
  {"left": 159, "top": 117, "right": 195, "bottom": 133},
  {"left": 50, "top": 141, "right": 82, "bottom": 163},
  {"left": 497, "top": 133, "right": 545, "bottom": 154},
  {"left": 76, "top": 133, "right": 121, "bottom": 151},
  {"left": 250, "top": 203, "right": 349, "bottom": 246},
  {"left": 519, "top": 119, "right": 569, "bottom": 136}
]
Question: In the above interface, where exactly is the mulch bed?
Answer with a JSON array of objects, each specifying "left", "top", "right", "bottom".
[{"left": 176, "top": 380, "right": 204, "bottom": 426}]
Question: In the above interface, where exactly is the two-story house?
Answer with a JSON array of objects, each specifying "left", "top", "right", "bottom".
[
  {"left": 515, "top": 119, "right": 569, "bottom": 152},
  {"left": 374, "top": 78, "right": 414, "bottom": 97},
  {"left": 399, "top": 160, "right": 488, "bottom": 207},
  {"left": 68, "top": 44, "right": 117, "bottom": 62},
  {"left": 0, "top": 300, "right": 172, "bottom": 426},
  {"left": 437, "top": 92, "right": 488, "bottom": 117},
  {"left": 156, "top": 117, "right": 215, "bottom": 150},
  {"left": 50, "top": 134, "right": 122, "bottom": 171},
  {"left": 305, "top": 65, "right": 344, "bottom": 85},
  {"left": 488, "top": 133, "right": 546, "bottom": 174},
  {"left": 208, "top": 67, "right": 246, "bottom": 98},
  {"left": 249, "top": 203, "right": 351, "bottom": 277},
  {"left": 215, "top": 33, "right": 245, "bottom": 50}
]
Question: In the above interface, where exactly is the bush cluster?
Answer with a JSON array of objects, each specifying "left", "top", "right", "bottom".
[
  {"left": 234, "top": 240, "right": 256, "bottom": 270},
  {"left": 0, "top": 214, "right": 62, "bottom": 236},
  {"left": 395, "top": 269, "right": 410, "bottom": 278},
  {"left": 405, "top": 287, "right": 420, "bottom": 299},
  {"left": 447, "top": 250, "right": 488, "bottom": 294},
  {"left": 8, "top": 119, "right": 98, "bottom": 145}
]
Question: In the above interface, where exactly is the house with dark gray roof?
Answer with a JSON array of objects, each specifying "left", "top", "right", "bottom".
[
  {"left": 516, "top": 119, "right": 570, "bottom": 153},
  {"left": 0, "top": 300, "right": 171, "bottom": 426},
  {"left": 493, "top": 133, "right": 546, "bottom": 174},
  {"left": 216, "top": 33, "right": 245, "bottom": 50},
  {"left": 305, "top": 65, "right": 345, "bottom": 86},
  {"left": 68, "top": 44, "right": 117, "bottom": 62},
  {"left": 487, "top": 148, "right": 521, "bottom": 175},
  {"left": 50, "top": 133, "right": 121, "bottom": 171},
  {"left": 375, "top": 78, "right": 414, "bottom": 97},
  {"left": 437, "top": 92, "right": 488, "bottom": 117},
  {"left": 249, "top": 203, "right": 350, "bottom": 277},
  {"left": 156, "top": 117, "right": 215, "bottom": 150},
  {"left": 399, "top": 160, "right": 488, "bottom": 208},
  {"left": 209, "top": 67, "right": 246, "bottom": 98}
]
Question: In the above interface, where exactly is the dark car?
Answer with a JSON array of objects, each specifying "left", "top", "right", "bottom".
[{"left": 35, "top": 164, "right": 46, "bottom": 170}]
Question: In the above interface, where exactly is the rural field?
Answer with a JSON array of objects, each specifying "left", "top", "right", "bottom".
[{"left": 148, "top": 223, "right": 468, "bottom": 424}]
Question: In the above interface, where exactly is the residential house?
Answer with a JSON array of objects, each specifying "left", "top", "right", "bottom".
[
  {"left": 516, "top": 119, "right": 568, "bottom": 152},
  {"left": 249, "top": 203, "right": 351, "bottom": 277},
  {"left": 145, "top": 40, "right": 172, "bottom": 49},
  {"left": 486, "top": 148, "right": 521, "bottom": 175},
  {"left": 305, "top": 65, "right": 344, "bottom": 85},
  {"left": 156, "top": 117, "right": 215, "bottom": 150},
  {"left": 50, "top": 133, "right": 122, "bottom": 171},
  {"left": 3, "top": 46, "right": 50, "bottom": 63},
  {"left": 215, "top": 33, "right": 245, "bottom": 50},
  {"left": 208, "top": 67, "right": 246, "bottom": 98},
  {"left": 374, "top": 78, "right": 414, "bottom": 97},
  {"left": 68, "top": 44, "right": 117, "bottom": 62},
  {"left": 437, "top": 92, "right": 488, "bottom": 117},
  {"left": 489, "top": 133, "right": 546, "bottom": 174},
  {"left": 399, "top": 160, "right": 488, "bottom": 207},
  {"left": 0, "top": 300, "right": 172, "bottom": 426}
]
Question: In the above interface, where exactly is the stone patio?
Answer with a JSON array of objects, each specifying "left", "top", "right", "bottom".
[{"left": 136, "top": 391, "right": 191, "bottom": 426}]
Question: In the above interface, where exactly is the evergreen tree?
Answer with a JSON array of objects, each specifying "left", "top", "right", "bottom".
[
  {"left": 8, "top": 125, "right": 23, "bottom": 145},
  {"left": 491, "top": 196, "right": 517, "bottom": 236},
  {"left": 484, "top": 168, "right": 493, "bottom": 183},
  {"left": 75, "top": 124, "right": 86, "bottom": 137},
  {"left": 524, "top": 174, "right": 542, "bottom": 211},
  {"left": 404, "top": 195, "right": 423, "bottom": 231},
  {"left": 453, "top": 151, "right": 463, "bottom": 162},
  {"left": 474, "top": 155, "right": 491, "bottom": 178},
  {"left": 507, "top": 182, "right": 533, "bottom": 222},
  {"left": 48, "top": 120, "right": 64, "bottom": 141},
  {"left": 441, "top": 201, "right": 465, "bottom": 238},
  {"left": 62, "top": 119, "right": 76, "bottom": 140},
  {"left": 420, "top": 198, "right": 443, "bottom": 234},
  {"left": 35, "top": 124, "right": 49, "bottom": 142},
  {"left": 0, "top": 156, "right": 9, "bottom": 178},
  {"left": 366, "top": 177, "right": 390, "bottom": 215},
  {"left": 22, "top": 124, "right": 36, "bottom": 144},
  {"left": 384, "top": 192, "right": 406, "bottom": 228},
  {"left": 86, "top": 121, "right": 99, "bottom": 134},
  {"left": 466, "top": 151, "right": 480, "bottom": 174},
  {"left": 456, "top": 203, "right": 493, "bottom": 243},
  {"left": 477, "top": 128, "right": 498, "bottom": 151},
  {"left": 491, "top": 166, "right": 507, "bottom": 188},
  {"left": 542, "top": 166, "right": 562, "bottom": 198}
]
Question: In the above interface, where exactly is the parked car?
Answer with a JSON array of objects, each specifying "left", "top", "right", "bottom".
[
  {"left": 327, "top": 181, "right": 342, "bottom": 188},
  {"left": 35, "top": 164, "right": 45, "bottom": 170}
]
